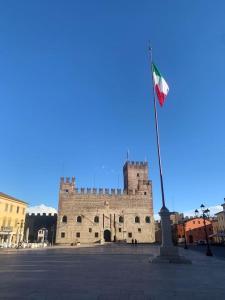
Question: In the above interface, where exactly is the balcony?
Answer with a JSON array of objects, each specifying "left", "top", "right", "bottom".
[{"left": 0, "top": 226, "right": 13, "bottom": 233}]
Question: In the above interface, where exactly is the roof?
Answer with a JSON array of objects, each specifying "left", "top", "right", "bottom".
[
  {"left": 0, "top": 192, "right": 28, "bottom": 205},
  {"left": 215, "top": 210, "right": 225, "bottom": 215}
]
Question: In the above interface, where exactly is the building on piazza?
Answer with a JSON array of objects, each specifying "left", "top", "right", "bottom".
[
  {"left": 0, "top": 192, "right": 28, "bottom": 246},
  {"left": 56, "top": 161, "right": 155, "bottom": 245}
]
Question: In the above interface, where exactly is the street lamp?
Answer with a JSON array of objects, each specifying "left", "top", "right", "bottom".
[{"left": 195, "top": 204, "right": 213, "bottom": 256}]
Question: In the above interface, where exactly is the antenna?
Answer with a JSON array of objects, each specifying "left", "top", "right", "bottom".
[{"left": 126, "top": 149, "right": 130, "bottom": 161}]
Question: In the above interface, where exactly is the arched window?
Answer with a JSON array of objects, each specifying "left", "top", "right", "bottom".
[
  {"left": 145, "top": 216, "right": 150, "bottom": 223},
  {"left": 119, "top": 216, "right": 124, "bottom": 223},
  {"left": 77, "top": 216, "right": 82, "bottom": 223},
  {"left": 94, "top": 216, "right": 99, "bottom": 223},
  {"left": 62, "top": 215, "right": 67, "bottom": 223},
  {"left": 135, "top": 216, "right": 140, "bottom": 223}
]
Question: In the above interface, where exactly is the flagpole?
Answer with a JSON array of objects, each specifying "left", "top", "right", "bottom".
[
  {"left": 148, "top": 47, "right": 191, "bottom": 264},
  {"left": 149, "top": 47, "right": 166, "bottom": 208}
]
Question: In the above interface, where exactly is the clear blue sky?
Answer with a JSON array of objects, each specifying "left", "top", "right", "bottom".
[{"left": 0, "top": 0, "right": 225, "bottom": 214}]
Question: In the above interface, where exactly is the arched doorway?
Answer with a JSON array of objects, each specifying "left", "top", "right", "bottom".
[{"left": 104, "top": 230, "right": 111, "bottom": 242}]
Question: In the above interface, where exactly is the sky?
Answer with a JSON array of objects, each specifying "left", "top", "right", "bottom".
[{"left": 0, "top": 0, "right": 225, "bottom": 215}]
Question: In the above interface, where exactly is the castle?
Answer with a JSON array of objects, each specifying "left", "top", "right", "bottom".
[{"left": 56, "top": 161, "right": 155, "bottom": 244}]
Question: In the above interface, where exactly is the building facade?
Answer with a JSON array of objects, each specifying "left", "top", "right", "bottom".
[
  {"left": 214, "top": 200, "right": 225, "bottom": 243},
  {"left": 24, "top": 213, "right": 57, "bottom": 244},
  {"left": 185, "top": 217, "right": 213, "bottom": 244},
  {"left": 0, "top": 192, "right": 28, "bottom": 246},
  {"left": 211, "top": 218, "right": 220, "bottom": 243},
  {"left": 56, "top": 161, "right": 155, "bottom": 244}
]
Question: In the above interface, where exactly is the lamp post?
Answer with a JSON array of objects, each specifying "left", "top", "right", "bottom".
[{"left": 195, "top": 204, "right": 213, "bottom": 256}]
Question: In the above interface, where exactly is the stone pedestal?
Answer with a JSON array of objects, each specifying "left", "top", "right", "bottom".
[{"left": 151, "top": 206, "right": 191, "bottom": 264}]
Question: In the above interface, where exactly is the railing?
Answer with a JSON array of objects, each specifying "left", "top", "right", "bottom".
[{"left": 0, "top": 226, "right": 13, "bottom": 232}]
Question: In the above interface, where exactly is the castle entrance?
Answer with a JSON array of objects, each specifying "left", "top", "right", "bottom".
[{"left": 104, "top": 230, "right": 111, "bottom": 242}]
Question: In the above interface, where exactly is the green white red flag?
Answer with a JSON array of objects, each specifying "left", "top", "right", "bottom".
[{"left": 152, "top": 63, "right": 169, "bottom": 107}]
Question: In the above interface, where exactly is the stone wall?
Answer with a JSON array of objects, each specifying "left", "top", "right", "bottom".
[{"left": 25, "top": 213, "right": 57, "bottom": 244}]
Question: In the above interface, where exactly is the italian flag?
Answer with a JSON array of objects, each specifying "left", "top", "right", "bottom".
[{"left": 152, "top": 63, "right": 169, "bottom": 107}]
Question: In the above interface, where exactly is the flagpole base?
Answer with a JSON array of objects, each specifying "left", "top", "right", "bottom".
[
  {"left": 150, "top": 206, "right": 191, "bottom": 264},
  {"left": 150, "top": 246, "right": 191, "bottom": 264},
  {"left": 150, "top": 254, "right": 191, "bottom": 264}
]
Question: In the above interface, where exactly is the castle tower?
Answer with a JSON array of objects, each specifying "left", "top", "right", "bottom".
[
  {"left": 123, "top": 161, "right": 150, "bottom": 194},
  {"left": 60, "top": 177, "right": 75, "bottom": 193}
]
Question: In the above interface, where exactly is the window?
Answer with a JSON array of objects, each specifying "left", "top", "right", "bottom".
[
  {"left": 5, "top": 203, "right": 8, "bottom": 212},
  {"left": 137, "top": 173, "right": 140, "bottom": 177},
  {"left": 144, "top": 192, "right": 147, "bottom": 195},
  {"left": 77, "top": 216, "right": 82, "bottom": 223},
  {"left": 89, "top": 228, "right": 92, "bottom": 233},
  {"left": 16, "top": 206, "right": 19, "bottom": 214},
  {"left": 10, "top": 205, "right": 13, "bottom": 213},
  {"left": 62, "top": 216, "right": 67, "bottom": 223},
  {"left": 76, "top": 232, "right": 80, "bottom": 238},
  {"left": 198, "top": 221, "right": 200, "bottom": 224},
  {"left": 15, "top": 219, "right": 18, "bottom": 227},
  {"left": 145, "top": 216, "right": 150, "bottom": 223},
  {"left": 61, "top": 232, "right": 65, "bottom": 238},
  {"left": 95, "top": 232, "right": 99, "bottom": 238},
  {"left": 23, "top": 208, "right": 25, "bottom": 215},
  {"left": 119, "top": 216, "right": 124, "bottom": 223},
  {"left": 128, "top": 232, "right": 132, "bottom": 238},
  {"left": 119, "top": 228, "right": 122, "bottom": 233},
  {"left": 138, "top": 228, "right": 141, "bottom": 233},
  {"left": 135, "top": 216, "right": 140, "bottom": 223},
  {"left": 65, "top": 189, "right": 69, "bottom": 192},
  {"left": 94, "top": 216, "right": 99, "bottom": 223},
  {"left": 193, "top": 221, "right": 195, "bottom": 224}
]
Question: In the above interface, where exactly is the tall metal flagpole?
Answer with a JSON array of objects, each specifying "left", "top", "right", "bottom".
[
  {"left": 148, "top": 46, "right": 191, "bottom": 263},
  {"left": 149, "top": 46, "right": 166, "bottom": 208}
]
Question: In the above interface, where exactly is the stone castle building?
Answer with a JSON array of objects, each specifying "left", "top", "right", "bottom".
[{"left": 56, "top": 161, "right": 155, "bottom": 244}]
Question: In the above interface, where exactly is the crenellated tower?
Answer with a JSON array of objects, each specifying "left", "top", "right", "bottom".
[
  {"left": 60, "top": 177, "right": 75, "bottom": 193},
  {"left": 123, "top": 161, "right": 151, "bottom": 195}
]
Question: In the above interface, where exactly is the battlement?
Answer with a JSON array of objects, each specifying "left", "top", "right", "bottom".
[
  {"left": 60, "top": 176, "right": 75, "bottom": 191},
  {"left": 71, "top": 188, "right": 125, "bottom": 195},
  {"left": 61, "top": 187, "right": 150, "bottom": 196},
  {"left": 26, "top": 213, "right": 58, "bottom": 217},
  {"left": 59, "top": 160, "right": 150, "bottom": 195},
  {"left": 124, "top": 161, "right": 148, "bottom": 169},
  {"left": 60, "top": 177, "right": 75, "bottom": 184}
]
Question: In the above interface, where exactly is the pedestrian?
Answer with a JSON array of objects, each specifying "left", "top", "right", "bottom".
[
  {"left": 135, "top": 239, "right": 137, "bottom": 246},
  {"left": 132, "top": 239, "right": 134, "bottom": 245}
]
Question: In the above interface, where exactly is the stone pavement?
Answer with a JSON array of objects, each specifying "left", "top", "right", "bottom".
[{"left": 0, "top": 244, "right": 224, "bottom": 300}]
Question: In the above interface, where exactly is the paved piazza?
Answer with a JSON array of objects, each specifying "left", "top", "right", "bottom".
[{"left": 0, "top": 244, "right": 225, "bottom": 300}]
